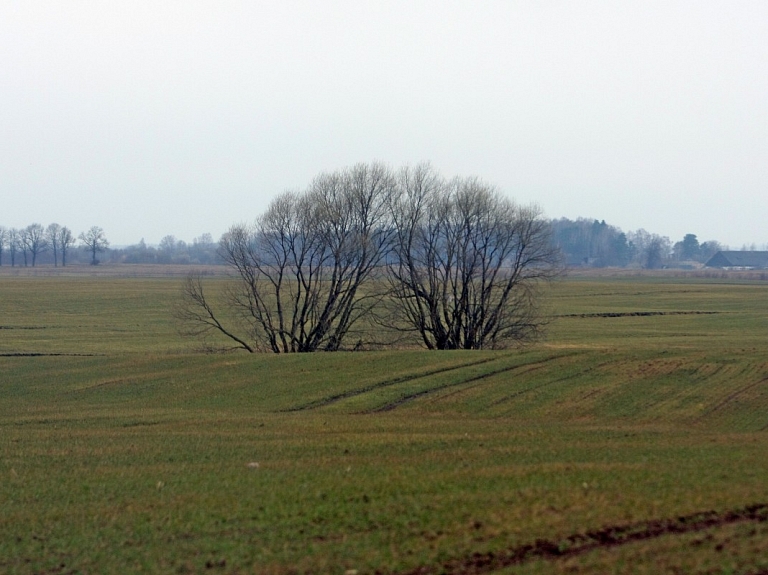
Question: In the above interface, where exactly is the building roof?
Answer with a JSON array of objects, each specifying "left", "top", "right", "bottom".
[{"left": 705, "top": 251, "right": 768, "bottom": 269}]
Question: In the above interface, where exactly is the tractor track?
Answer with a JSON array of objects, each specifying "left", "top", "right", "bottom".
[
  {"left": 280, "top": 355, "right": 509, "bottom": 412},
  {"left": 392, "top": 502, "right": 768, "bottom": 575},
  {"left": 488, "top": 360, "right": 614, "bottom": 408},
  {"left": 698, "top": 376, "right": 768, "bottom": 421},
  {"left": 283, "top": 353, "right": 579, "bottom": 413},
  {"left": 367, "top": 355, "right": 571, "bottom": 413}
]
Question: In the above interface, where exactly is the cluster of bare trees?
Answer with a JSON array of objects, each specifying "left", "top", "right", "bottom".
[
  {"left": 176, "top": 163, "right": 562, "bottom": 352},
  {"left": 0, "top": 224, "right": 108, "bottom": 267}
]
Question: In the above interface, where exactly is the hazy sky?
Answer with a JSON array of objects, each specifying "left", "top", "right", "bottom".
[{"left": 2, "top": 1, "right": 766, "bottom": 247}]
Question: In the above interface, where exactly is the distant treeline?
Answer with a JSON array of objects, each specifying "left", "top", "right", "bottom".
[
  {"left": 0, "top": 225, "right": 220, "bottom": 267},
  {"left": 115, "top": 235, "right": 220, "bottom": 265},
  {"left": 550, "top": 218, "right": 729, "bottom": 269},
  {"left": 0, "top": 224, "right": 109, "bottom": 267},
  {"left": 1, "top": 218, "right": 757, "bottom": 269}
]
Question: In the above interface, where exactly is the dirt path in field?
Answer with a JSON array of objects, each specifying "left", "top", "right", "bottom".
[{"left": 394, "top": 503, "right": 768, "bottom": 575}]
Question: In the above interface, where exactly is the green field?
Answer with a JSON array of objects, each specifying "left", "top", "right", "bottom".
[{"left": 1, "top": 267, "right": 767, "bottom": 574}]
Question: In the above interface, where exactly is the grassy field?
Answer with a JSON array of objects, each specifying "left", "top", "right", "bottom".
[{"left": 1, "top": 266, "right": 767, "bottom": 574}]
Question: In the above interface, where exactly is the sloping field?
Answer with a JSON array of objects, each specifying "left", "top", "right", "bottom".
[{"left": 1, "top": 271, "right": 767, "bottom": 574}]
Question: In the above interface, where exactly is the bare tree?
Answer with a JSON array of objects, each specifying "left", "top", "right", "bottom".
[
  {"left": 159, "top": 235, "right": 177, "bottom": 252},
  {"left": 17, "top": 228, "right": 30, "bottom": 266},
  {"left": 22, "top": 224, "right": 49, "bottom": 267},
  {"left": 178, "top": 163, "right": 395, "bottom": 352},
  {"left": 644, "top": 237, "right": 666, "bottom": 269},
  {"left": 384, "top": 165, "right": 561, "bottom": 349},
  {"left": 0, "top": 227, "right": 6, "bottom": 266},
  {"left": 175, "top": 273, "right": 255, "bottom": 352},
  {"left": 8, "top": 228, "right": 19, "bottom": 267},
  {"left": 58, "top": 226, "right": 76, "bottom": 266},
  {"left": 699, "top": 240, "right": 723, "bottom": 263},
  {"left": 79, "top": 226, "right": 109, "bottom": 265},
  {"left": 47, "top": 223, "right": 61, "bottom": 267},
  {"left": 190, "top": 233, "right": 217, "bottom": 264}
]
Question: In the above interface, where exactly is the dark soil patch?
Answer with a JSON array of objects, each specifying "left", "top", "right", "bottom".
[
  {"left": 0, "top": 352, "right": 100, "bottom": 357},
  {"left": 393, "top": 503, "right": 768, "bottom": 575},
  {"left": 558, "top": 311, "right": 721, "bottom": 318}
]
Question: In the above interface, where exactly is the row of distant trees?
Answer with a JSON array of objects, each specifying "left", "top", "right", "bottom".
[
  {"left": 0, "top": 225, "right": 223, "bottom": 267},
  {"left": 135, "top": 223, "right": 734, "bottom": 271},
  {"left": 145, "top": 224, "right": 720, "bottom": 271},
  {"left": 1, "top": 220, "right": 736, "bottom": 271},
  {"left": 116, "top": 234, "right": 219, "bottom": 265},
  {"left": 550, "top": 218, "right": 729, "bottom": 269},
  {"left": 0, "top": 224, "right": 109, "bottom": 267},
  {"left": 3, "top": 218, "right": 745, "bottom": 273},
  {"left": 124, "top": 223, "right": 756, "bottom": 271}
]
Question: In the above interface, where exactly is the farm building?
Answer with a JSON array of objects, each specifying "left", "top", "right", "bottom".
[{"left": 705, "top": 251, "right": 768, "bottom": 270}]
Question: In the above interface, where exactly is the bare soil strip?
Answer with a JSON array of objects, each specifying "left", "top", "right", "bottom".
[
  {"left": 0, "top": 352, "right": 100, "bottom": 357},
  {"left": 394, "top": 503, "right": 768, "bottom": 575},
  {"left": 558, "top": 311, "right": 721, "bottom": 318}
]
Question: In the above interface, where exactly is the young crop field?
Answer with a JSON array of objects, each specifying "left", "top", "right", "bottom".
[{"left": 1, "top": 266, "right": 767, "bottom": 574}]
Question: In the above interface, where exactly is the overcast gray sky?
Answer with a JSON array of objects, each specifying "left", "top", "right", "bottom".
[{"left": 2, "top": 1, "right": 766, "bottom": 247}]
